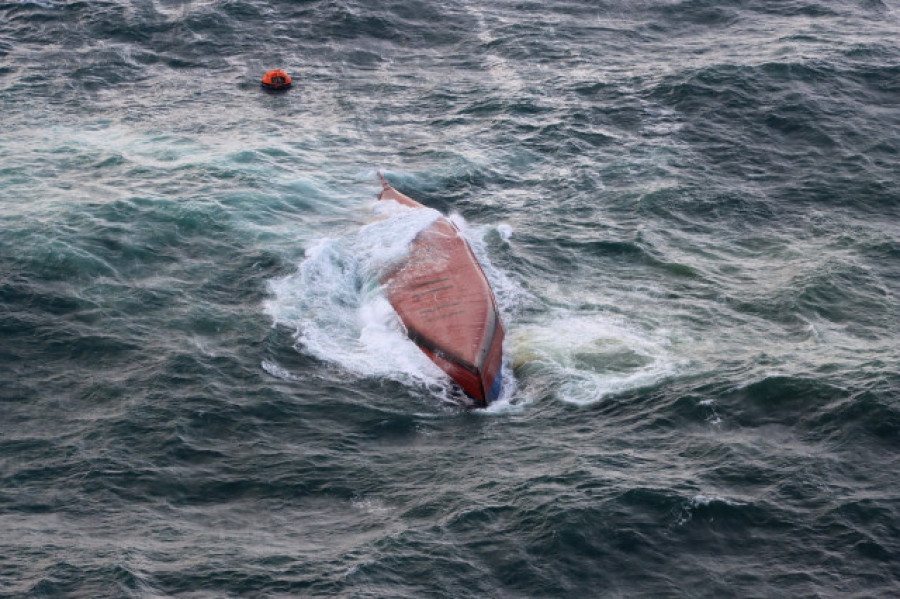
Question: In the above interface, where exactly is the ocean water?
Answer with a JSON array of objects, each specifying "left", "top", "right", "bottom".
[{"left": 2, "top": 0, "right": 899, "bottom": 596}]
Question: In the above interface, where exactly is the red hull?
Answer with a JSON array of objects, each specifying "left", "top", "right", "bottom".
[{"left": 378, "top": 175, "right": 504, "bottom": 405}]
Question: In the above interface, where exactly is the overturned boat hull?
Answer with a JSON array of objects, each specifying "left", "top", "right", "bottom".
[{"left": 378, "top": 175, "right": 504, "bottom": 405}]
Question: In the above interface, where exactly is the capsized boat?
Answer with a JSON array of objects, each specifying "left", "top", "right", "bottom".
[{"left": 378, "top": 174, "right": 504, "bottom": 405}]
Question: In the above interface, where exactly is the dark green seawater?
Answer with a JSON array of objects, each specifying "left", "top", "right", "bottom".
[{"left": 2, "top": 1, "right": 899, "bottom": 596}]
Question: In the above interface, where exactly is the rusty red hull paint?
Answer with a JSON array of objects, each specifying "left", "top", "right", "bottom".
[{"left": 378, "top": 175, "right": 504, "bottom": 405}]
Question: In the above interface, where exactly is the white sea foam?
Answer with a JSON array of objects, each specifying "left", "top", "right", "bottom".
[
  {"left": 496, "top": 223, "right": 514, "bottom": 243},
  {"left": 511, "top": 313, "right": 683, "bottom": 406},
  {"left": 263, "top": 202, "right": 448, "bottom": 390},
  {"left": 261, "top": 360, "right": 302, "bottom": 381},
  {"left": 453, "top": 216, "right": 531, "bottom": 318},
  {"left": 691, "top": 494, "right": 739, "bottom": 507}
]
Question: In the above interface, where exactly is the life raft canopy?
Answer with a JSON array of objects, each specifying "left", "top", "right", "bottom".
[{"left": 261, "top": 69, "right": 291, "bottom": 90}]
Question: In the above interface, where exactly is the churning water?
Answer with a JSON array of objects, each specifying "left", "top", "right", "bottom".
[{"left": 2, "top": 1, "right": 899, "bottom": 596}]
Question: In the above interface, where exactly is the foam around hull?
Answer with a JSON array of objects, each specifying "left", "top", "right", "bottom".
[{"left": 378, "top": 176, "right": 504, "bottom": 405}]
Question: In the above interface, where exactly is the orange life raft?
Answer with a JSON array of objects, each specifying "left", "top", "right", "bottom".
[
  {"left": 378, "top": 174, "right": 504, "bottom": 405},
  {"left": 261, "top": 69, "right": 292, "bottom": 90}
]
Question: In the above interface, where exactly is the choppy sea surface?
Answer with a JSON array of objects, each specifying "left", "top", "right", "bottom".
[{"left": 2, "top": 1, "right": 899, "bottom": 596}]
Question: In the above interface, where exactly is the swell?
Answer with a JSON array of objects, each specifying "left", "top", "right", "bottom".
[
  {"left": 2, "top": 0, "right": 900, "bottom": 597},
  {"left": 644, "top": 57, "right": 900, "bottom": 214}
]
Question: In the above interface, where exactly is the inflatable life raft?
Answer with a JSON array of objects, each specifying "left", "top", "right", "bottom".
[{"left": 261, "top": 69, "right": 291, "bottom": 90}]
